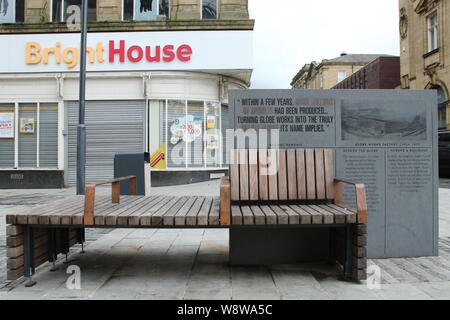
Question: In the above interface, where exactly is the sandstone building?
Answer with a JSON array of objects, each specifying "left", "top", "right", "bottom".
[{"left": 399, "top": 0, "right": 449, "bottom": 129}]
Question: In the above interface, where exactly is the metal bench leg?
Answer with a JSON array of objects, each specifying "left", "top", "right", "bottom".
[
  {"left": 62, "top": 228, "right": 70, "bottom": 264},
  {"left": 24, "top": 226, "right": 37, "bottom": 287},
  {"left": 47, "top": 229, "right": 58, "bottom": 272},
  {"left": 343, "top": 225, "right": 353, "bottom": 281},
  {"left": 77, "top": 228, "right": 85, "bottom": 254}
]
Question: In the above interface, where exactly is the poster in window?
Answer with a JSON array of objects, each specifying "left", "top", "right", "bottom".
[
  {"left": 0, "top": 0, "right": 14, "bottom": 23},
  {"left": 206, "top": 134, "right": 219, "bottom": 150},
  {"left": 170, "top": 115, "right": 202, "bottom": 144},
  {"left": 0, "top": 112, "right": 14, "bottom": 138},
  {"left": 19, "top": 117, "right": 35, "bottom": 134},
  {"left": 207, "top": 115, "right": 216, "bottom": 129}
]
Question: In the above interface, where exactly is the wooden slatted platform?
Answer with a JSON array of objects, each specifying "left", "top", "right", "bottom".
[
  {"left": 6, "top": 195, "right": 221, "bottom": 227},
  {"left": 6, "top": 195, "right": 357, "bottom": 227}
]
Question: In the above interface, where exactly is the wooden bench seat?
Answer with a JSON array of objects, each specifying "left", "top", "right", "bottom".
[
  {"left": 5, "top": 148, "right": 369, "bottom": 284},
  {"left": 230, "top": 204, "right": 357, "bottom": 225}
]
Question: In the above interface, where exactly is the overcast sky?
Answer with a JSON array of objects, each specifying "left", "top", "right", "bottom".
[{"left": 248, "top": 0, "right": 400, "bottom": 89}]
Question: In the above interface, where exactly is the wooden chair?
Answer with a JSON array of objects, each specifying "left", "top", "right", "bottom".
[{"left": 219, "top": 148, "right": 368, "bottom": 280}]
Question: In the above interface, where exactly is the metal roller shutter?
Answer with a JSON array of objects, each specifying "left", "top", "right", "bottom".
[
  {"left": 67, "top": 100, "right": 145, "bottom": 185},
  {"left": 39, "top": 103, "right": 58, "bottom": 168}
]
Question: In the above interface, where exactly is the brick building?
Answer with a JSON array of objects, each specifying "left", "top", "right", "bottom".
[
  {"left": 291, "top": 53, "right": 391, "bottom": 89},
  {"left": 0, "top": 0, "right": 253, "bottom": 188},
  {"left": 332, "top": 56, "right": 400, "bottom": 90}
]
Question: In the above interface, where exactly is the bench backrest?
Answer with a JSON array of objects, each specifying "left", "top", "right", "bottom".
[{"left": 229, "top": 149, "right": 335, "bottom": 202}]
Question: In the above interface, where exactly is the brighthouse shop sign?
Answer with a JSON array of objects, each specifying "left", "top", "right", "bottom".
[{"left": 0, "top": 30, "right": 253, "bottom": 73}]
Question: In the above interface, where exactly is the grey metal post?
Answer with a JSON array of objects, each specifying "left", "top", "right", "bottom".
[{"left": 76, "top": 0, "right": 89, "bottom": 195}]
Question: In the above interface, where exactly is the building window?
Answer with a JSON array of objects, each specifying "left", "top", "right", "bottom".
[
  {"left": 0, "top": 103, "right": 58, "bottom": 169},
  {"left": 0, "top": 0, "right": 24, "bottom": 23},
  {"left": 52, "top": 0, "right": 97, "bottom": 22},
  {"left": 337, "top": 70, "right": 347, "bottom": 83},
  {"left": 202, "top": 0, "right": 217, "bottom": 20},
  {"left": 123, "top": 0, "right": 169, "bottom": 21},
  {"left": 427, "top": 11, "right": 438, "bottom": 52},
  {"left": 435, "top": 86, "right": 447, "bottom": 129},
  {"left": 401, "top": 75, "right": 410, "bottom": 89},
  {"left": 438, "top": 107, "right": 446, "bottom": 129},
  {"left": 157, "top": 99, "right": 223, "bottom": 169}
]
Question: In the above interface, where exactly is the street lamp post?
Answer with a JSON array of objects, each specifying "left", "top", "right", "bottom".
[{"left": 76, "top": 0, "right": 88, "bottom": 195}]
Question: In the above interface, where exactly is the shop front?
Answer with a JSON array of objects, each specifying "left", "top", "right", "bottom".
[{"left": 0, "top": 30, "right": 253, "bottom": 188}]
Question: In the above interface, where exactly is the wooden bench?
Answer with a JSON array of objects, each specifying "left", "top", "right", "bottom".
[
  {"left": 5, "top": 148, "right": 368, "bottom": 285},
  {"left": 219, "top": 149, "right": 368, "bottom": 280}
]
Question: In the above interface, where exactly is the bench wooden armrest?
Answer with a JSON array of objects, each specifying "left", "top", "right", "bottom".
[
  {"left": 333, "top": 178, "right": 368, "bottom": 224},
  {"left": 84, "top": 175, "right": 137, "bottom": 226},
  {"left": 220, "top": 177, "right": 231, "bottom": 226}
]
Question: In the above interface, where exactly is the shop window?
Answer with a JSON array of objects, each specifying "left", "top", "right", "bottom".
[
  {"left": 123, "top": 0, "right": 169, "bottom": 21},
  {"left": 202, "top": 0, "right": 217, "bottom": 20},
  {"left": 0, "top": 103, "right": 58, "bottom": 169},
  {"left": 427, "top": 11, "right": 438, "bottom": 52},
  {"left": 0, "top": 0, "right": 24, "bottom": 23},
  {"left": 52, "top": 0, "right": 97, "bottom": 22},
  {"left": 159, "top": 100, "right": 223, "bottom": 169},
  {"left": 0, "top": 104, "right": 15, "bottom": 167},
  {"left": 337, "top": 70, "right": 347, "bottom": 83}
]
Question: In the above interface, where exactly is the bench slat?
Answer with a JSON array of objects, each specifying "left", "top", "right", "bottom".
[
  {"left": 318, "top": 204, "right": 345, "bottom": 224},
  {"left": 231, "top": 206, "right": 243, "bottom": 225},
  {"left": 241, "top": 206, "right": 254, "bottom": 225},
  {"left": 328, "top": 204, "right": 357, "bottom": 224},
  {"left": 305, "top": 149, "right": 316, "bottom": 200},
  {"left": 185, "top": 197, "right": 205, "bottom": 226},
  {"left": 268, "top": 149, "right": 278, "bottom": 201},
  {"left": 296, "top": 149, "right": 307, "bottom": 200},
  {"left": 314, "top": 149, "right": 326, "bottom": 200},
  {"left": 277, "top": 149, "right": 288, "bottom": 201},
  {"left": 239, "top": 149, "right": 250, "bottom": 201},
  {"left": 279, "top": 205, "right": 300, "bottom": 225},
  {"left": 258, "top": 149, "right": 269, "bottom": 201},
  {"left": 127, "top": 196, "right": 166, "bottom": 226},
  {"left": 307, "top": 205, "right": 334, "bottom": 224},
  {"left": 300, "top": 205, "right": 323, "bottom": 224},
  {"left": 287, "top": 149, "right": 298, "bottom": 200},
  {"left": 197, "top": 196, "right": 213, "bottom": 226},
  {"left": 249, "top": 149, "right": 259, "bottom": 201},
  {"left": 289, "top": 205, "right": 312, "bottom": 225},
  {"left": 269, "top": 205, "right": 289, "bottom": 225},
  {"left": 249, "top": 205, "right": 266, "bottom": 225},
  {"left": 163, "top": 197, "right": 189, "bottom": 226},
  {"left": 208, "top": 198, "right": 220, "bottom": 226},
  {"left": 260, "top": 205, "right": 277, "bottom": 224}
]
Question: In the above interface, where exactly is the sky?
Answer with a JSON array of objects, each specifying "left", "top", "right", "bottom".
[{"left": 248, "top": 0, "right": 400, "bottom": 89}]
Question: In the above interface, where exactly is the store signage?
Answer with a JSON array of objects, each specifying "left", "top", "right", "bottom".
[
  {"left": 0, "top": 31, "right": 253, "bottom": 73},
  {"left": 25, "top": 41, "right": 193, "bottom": 69},
  {"left": 0, "top": 112, "right": 15, "bottom": 138}
]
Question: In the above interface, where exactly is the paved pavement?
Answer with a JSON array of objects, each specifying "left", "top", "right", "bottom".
[{"left": 0, "top": 179, "right": 449, "bottom": 300}]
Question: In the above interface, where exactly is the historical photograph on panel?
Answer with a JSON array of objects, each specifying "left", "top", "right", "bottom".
[{"left": 341, "top": 99, "right": 427, "bottom": 141}]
